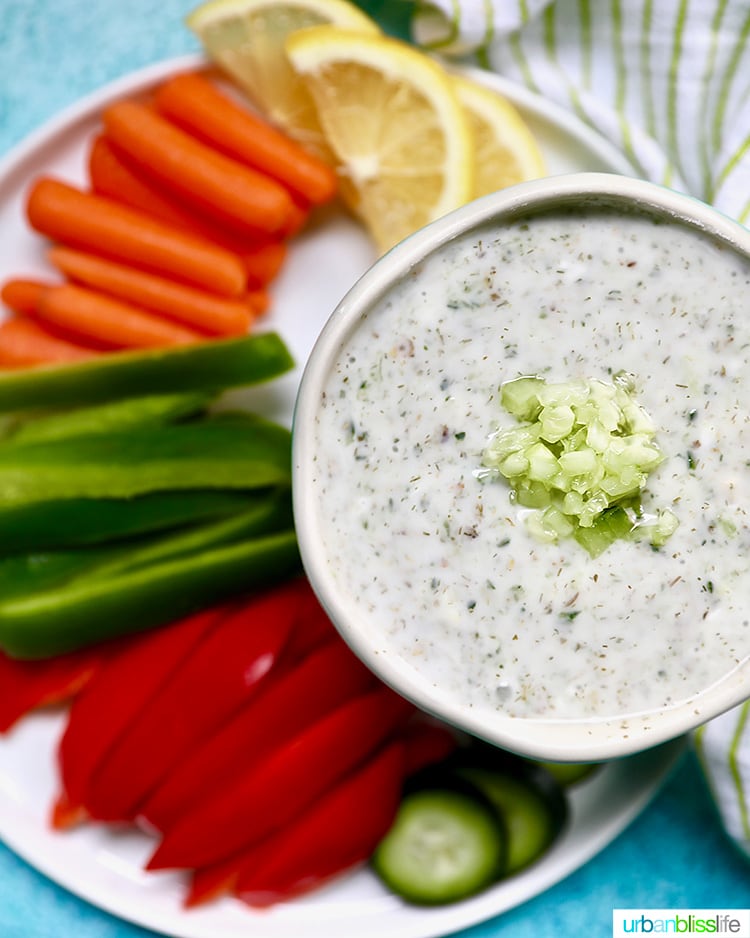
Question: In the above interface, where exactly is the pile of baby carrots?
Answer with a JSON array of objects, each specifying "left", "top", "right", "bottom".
[{"left": 0, "top": 71, "right": 338, "bottom": 368}]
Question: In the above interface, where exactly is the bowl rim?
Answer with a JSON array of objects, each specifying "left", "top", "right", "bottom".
[{"left": 292, "top": 171, "right": 750, "bottom": 762}]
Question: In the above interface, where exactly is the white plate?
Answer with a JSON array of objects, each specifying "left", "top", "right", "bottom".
[{"left": 0, "top": 54, "right": 670, "bottom": 938}]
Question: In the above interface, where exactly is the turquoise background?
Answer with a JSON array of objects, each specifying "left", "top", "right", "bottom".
[{"left": 0, "top": 1, "right": 748, "bottom": 935}]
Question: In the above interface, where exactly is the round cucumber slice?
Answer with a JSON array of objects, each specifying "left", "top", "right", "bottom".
[
  {"left": 456, "top": 763, "right": 566, "bottom": 875},
  {"left": 534, "top": 760, "right": 602, "bottom": 786},
  {"left": 371, "top": 787, "right": 505, "bottom": 905}
]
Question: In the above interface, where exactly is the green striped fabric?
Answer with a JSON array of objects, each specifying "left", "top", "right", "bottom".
[
  {"left": 412, "top": 0, "right": 750, "bottom": 861},
  {"left": 695, "top": 703, "right": 750, "bottom": 859},
  {"left": 412, "top": 0, "right": 750, "bottom": 220}
]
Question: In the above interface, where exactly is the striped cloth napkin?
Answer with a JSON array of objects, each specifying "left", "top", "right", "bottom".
[{"left": 410, "top": 0, "right": 750, "bottom": 860}]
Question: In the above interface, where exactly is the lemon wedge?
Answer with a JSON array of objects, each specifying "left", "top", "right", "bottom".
[
  {"left": 285, "top": 27, "right": 474, "bottom": 252},
  {"left": 186, "top": 0, "right": 380, "bottom": 160},
  {"left": 453, "top": 74, "right": 546, "bottom": 198}
]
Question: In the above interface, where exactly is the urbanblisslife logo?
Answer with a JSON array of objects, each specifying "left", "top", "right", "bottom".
[{"left": 613, "top": 910, "right": 750, "bottom": 937}]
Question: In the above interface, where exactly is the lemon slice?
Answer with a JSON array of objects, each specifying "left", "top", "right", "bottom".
[
  {"left": 453, "top": 74, "right": 546, "bottom": 198},
  {"left": 285, "top": 27, "right": 474, "bottom": 252},
  {"left": 186, "top": 0, "right": 380, "bottom": 160}
]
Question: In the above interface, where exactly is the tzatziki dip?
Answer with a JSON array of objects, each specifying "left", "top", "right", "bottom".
[{"left": 308, "top": 206, "right": 750, "bottom": 723}]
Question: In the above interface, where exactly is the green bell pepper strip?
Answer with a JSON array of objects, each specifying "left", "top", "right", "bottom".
[
  {"left": 0, "top": 488, "right": 291, "bottom": 602},
  {"left": 0, "top": 528, "right": 301, "bottom": 659},
  {"left": 87, "top": 487, "right": 293, "bottom": 581},
  {"left": 0, "top": 332, "right": 294, "bottom": 413},
  {"left": 0, "top": 489, "right": 265, "bottom": 554},
  {"left": 3, "top": 391, "right": 213, "bottom": 445},
  {"left": 0, "top": 552, "right": 103, "bottom": 604},
  {"left": 0, "top": 416, "right": 291, "bottom": 508}
]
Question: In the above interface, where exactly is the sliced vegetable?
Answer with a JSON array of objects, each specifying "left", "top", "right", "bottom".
[
  {"left": 0, "top": 525, "right": 299, "bottom": 659},
  {"left": 0, "top": 490, "right": 265, "bottom": 555},
  {"left": 81, "top": 488, "right": 293, "bottom": 581},
  {"left": 102, "top": 101, "right": 294, "bottom": 236},
  {"left": 0, "top": 487, "right": 283, "bottom": 602},
  {"left": 280, "top": 582, "right": 339, "bottom": 659},
  {"left": 454, "top": 758, "right": 567, "bottom": 875},
  {"left": 146, "top": 686, "right": 413, "bottom": 870},
  {"left": 140, "top": 632, "right": 377, "bottom": 832},
  {"left": 186, "top": 844, "right": 263, "bottom": 909},
  {"left": 481, "top": 374, "right": 677, "bottom": 555},
  {"left": 0, "top": 486, "right": 291, "bottom": 609},
  {"left": 0, "top": 644, "right": 107, "bottom": 733},
  {"left": 402, "top": 720, "right": 459, "bottom": 776},
  {"left": 533, "top": 760, "right": 602, "bottom": 786},
  {"left": 0, "top": 416, "right": 291, "bottom": 508},
  {"left": 26, "top": 178, "right": 248, "bottom": 296},
  {"left": 0, "top": 317, "right": 98, "bottom": 367},
  {"left": 371, "top": 785, "right": 505, "bottom": 905},
  {"left": 4, "top": 391, "right": 212, "bottom": 445},
  {"left": 48, "top": 248, "right": 254, "bottom": 337},
  {"left": 55, "top": 604, "right": 228, "bottom": 825},
  {"left": 84, "top": 584, "right": 300, "bottom": 821},
  {"left": 0, "top": 330, "right": 293, "bottom": 412},
  {"left": 236, "top": 740, "right": 405, "bottom": 908},
  {"left": 154, "top": 72, "right": 337, "bottom": 205}
]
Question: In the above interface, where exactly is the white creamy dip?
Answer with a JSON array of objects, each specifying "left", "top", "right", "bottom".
[{"left": 310, "top": 208, "right": 750, "bottom": 721}]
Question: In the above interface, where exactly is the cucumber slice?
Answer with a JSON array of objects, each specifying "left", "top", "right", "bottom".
[
  {"left": 371, "top": 787, "right": 505, "bottom": 905},
  {"left": 534, "top": 760, "right": 602, "bottom": 786},
  {"left": 455, "top": 761, "right": 566, "bottom": 875}
]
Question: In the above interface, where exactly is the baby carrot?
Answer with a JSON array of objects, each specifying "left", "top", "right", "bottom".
[
  {"left": 89, "top": 135, "right": 200, "bottom": 231},
  {"left": 27, "top": 178, "right": 248, "bottom": 297},
  {"left": 49, "top": 247, "right": 254, "bottom": 337},
  {"left": 282, "top": 196, "right": 311, "bottom": 237},
  {"left": 89, "top": 137, "right": 278, "bottom": 252},
  {"left": 34, "top": 282, "right": 203, "bottom": 349},
  {"left": 247, "top": 289, "right": 270, "bottom": 316},
  {"left": 102, "top": 101, "right": 295, "bottom": 236},
  {"left": 1, "top": 279, "right": 47, "bottom": 315},
  {"left": 0, "top": 318, "right": 98, "bottom": 368},
  {"left": 154, "top": 72, "right": 338, "bottom": 206},
  {"left": 243, "top": 241, "right": 287, "bottom": 287}
]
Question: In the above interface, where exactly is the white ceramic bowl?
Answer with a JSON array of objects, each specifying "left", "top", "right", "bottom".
[{"left": 292, "top": 172, "right": 750, "bottom": 762}]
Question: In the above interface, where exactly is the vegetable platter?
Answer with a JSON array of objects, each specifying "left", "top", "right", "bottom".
[{"left": 0, "top": 53, "right": 681, "bottom": 938}]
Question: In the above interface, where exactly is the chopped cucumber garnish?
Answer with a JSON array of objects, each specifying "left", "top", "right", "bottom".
[{"left": 482, "top": 374, "right": 677, "bottom": 556}]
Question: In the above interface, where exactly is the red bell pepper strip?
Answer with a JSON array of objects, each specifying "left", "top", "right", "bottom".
[
  {"left": 0, "top": 644, "right": 106, "bottom": 734},
  {"left": 281, "top": 583, "right": 339, "bottom": 661},
  {"left": 235, "top": 739, "right": 406, "bottom": 908},
  {"left": 84, "top": 582, "right": 301, "bottom": 822},
  {"left": 402, "top": 719, "right": 459, "bottom": 776},
  {"left": 186, "top": 738, "right": 405, "bottom": 908},
  {"left": 140, "top": 636, "right": 377, "bottom": 832},
  {"left": 186, "top": 838, "right": 268, "bottom": 908},
  {"left": 146, "top": 686, "right": 414, "bottom": 871},
  {"left": 54, "top": 604, "right": 227, "bottom": 828}
]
